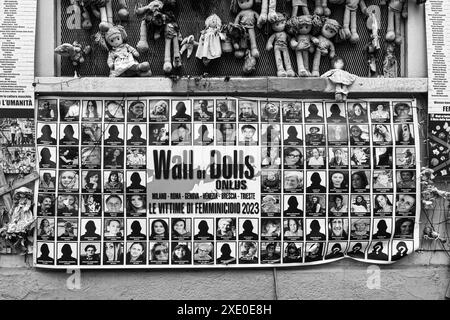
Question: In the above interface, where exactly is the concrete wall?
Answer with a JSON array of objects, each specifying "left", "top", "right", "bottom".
[{"left": 0, "top": 1, "right": 448, "bottom": 301}]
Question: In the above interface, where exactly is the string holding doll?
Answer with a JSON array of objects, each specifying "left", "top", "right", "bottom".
[
  {"left": 195, "top": 14, "right": 224, "bottom": 66},
  {"left": 311, "top": 18, "right": 340, "bottom": 77},
  {"left": 330, "top": 0, "right": 368, "bottom": 44},
  {"left": 266, "top": 13, "right": 295, "bottom": 77},
  {"left": 54, "top": 41, "right": 92, "bottom": 77},
  {"left": 256, "top": 0, "right": 278, "bottom": 28},
  {"left": 291, "top": 0, "right": 311, "bottom": 17},
  {"left": 381, "top": 0, "right": 408, "bottom": 44},
  {"left": 104, "top": 25, "right": 152, "bottom": 77},
  {"left": 287, "top": 15, "right": 314, "bottom": 77},
  {"left": 321, "top": 56, "right": 357, "bottom": 102},
  {"left": 230, "top": 0, "right": 260, "bottom": 59}
]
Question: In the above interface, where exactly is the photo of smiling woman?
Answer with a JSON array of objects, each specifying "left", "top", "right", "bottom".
[{"left": 149, "top": 219, "right": 169, "bottom": 240}]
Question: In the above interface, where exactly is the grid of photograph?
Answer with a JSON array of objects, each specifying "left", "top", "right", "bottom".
[{"left": 35, "top": 98, "right": 419, "bottom": 267}]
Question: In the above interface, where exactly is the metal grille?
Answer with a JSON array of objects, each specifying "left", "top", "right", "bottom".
[{"left": 61, "top": 0, "right": 401, "bottom": 77}]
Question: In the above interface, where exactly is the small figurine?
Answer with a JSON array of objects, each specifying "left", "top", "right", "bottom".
[
  {"left": 54, "top": 41, "right": 92, "bottom": 77},
  {"left": 2, "top": 187, "right": 35, "bottom": 234},
  {"left": 180, "top": 35, "right": 198, "bottom": 59},
  {"left": 81, "top": 0, "right": 128, "bottom": 31},
  {"left": 311, "top": 18, "right": 340, "bottom": 77},
  {"left": 383, "top": 42, "right": 398, "bottom": 78},
  {"left": 423, "top": 226, "right": 447, "bottom": 243},
  {"left": 266, "top": 13, "right": 295, "bottom": 77},
  {"left": 321, "top": 56, "right": 357, "bottom": 102},
  {"left": 196, "top": 14, "right": 224, "bottom": 66},
  {"left": 231, "top": 0, "right": 260, "bottom": 58},
  {"left": 257, "top": 0, "right": 277, "bottom": 28},
  {"left": 104, "top": 26, "right": 152, "bottom": 77},
  {"left": 337, "top": 0, "right": 368, "bottom": 43},
  {"left": 135, "top": 0, "right": 165, "bottom": 52},
  {"left": 287, "top": 15, "right": 314, "bottom": 76},
  {"left": 163, "top": 12, "right": 183, "bottom": 73},
  {"left": 291, "top": 0, "right": 310, "bottom": 17},
  {"left": 382, "top": 0, "right": 408, "bottom": 44},
  {"left": 314, "top": 0, "right": 331, "bottom": 16},
  {"left": 223, "top": 23, "right": 249, "bottom": 58}
]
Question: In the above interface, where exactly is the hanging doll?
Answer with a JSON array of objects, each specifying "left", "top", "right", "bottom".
[
  {"left": 180, "top": 35, "right": 198, "bottom": 59},
  {"left": 311, "top": 18, "right": 340, "bottom": 77},
  {"left": 135, "top": 0, "right": 165, "bottom": 52},
  {"left": 196, "top": 14, "right": 224, "bottom": 66},
  {"left": 105, "top": 25, "right": 152, "bottom": 77},
  {"left": 383, "top": 42, "right": 398, "bottom": 78},
  {"left": 287, "top": 15, "right": 314, "bottom": 76},
  {"left": 314, "top": 0, "right": 331, "bottom": 16},
  {"left": 54, "top": 41, "right": 92, "bottom": 77},
  {"left": 257, "top": 0, "right": 277, "bottom": 28},
  {"left": 291, "top": 0, "right": 310, "bottom": 17},
  {"left": 321, "top": 56, "right": 357, "bottom": 102},
  {"left": 330, "top": 0, "right": 368, "bottom": 44},
  {"left": 222, "top": 23, "right": 249, "bottom": 58},
  {"left": 2, "top": 187, "right": 35, "bottom": 234},
  {"left": 81, "top": 0, "right": 129, "bottom": 32},
  {"left": 381, "top": 0, "right": 408, "bottom": 44},
  {"left": 230, "top": 0, "right": 260, "bottom": 58},
  {"left": 266, "top": 13, "right": 295, "bottom": 77},
  {"left": 163, "top": 11, "right": 183, "bottom": 74}
]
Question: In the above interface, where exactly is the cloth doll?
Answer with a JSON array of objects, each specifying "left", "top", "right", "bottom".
[
  {"left": 105, "top": 26, "right": 152, "bottom": 77},
  {"left": 321, "top": 56, "right": 357, "bottom": 102},
  {"left": 330, "top": 0, "right": 368, "bottom": 43},
  {"left": 54, "top": 41, "right": 92, "bottom": 77},
  {"left": 382, "top": 0, "right": 408, "bottom": 44},
  {"left": 196, "top": 14, "right": 224, "bottom": 66},
  {"left": 383, "top": 42, "right": 398, "bottom": 78},
  {"left": 163, "top": 12, "right": 183, "bottom": 73},
  {"left": 291, "top": 0, "right": 310, "bottom": 17},
  {"left": 257, "top": 0, "right": 278, "bottom": 28},
  {"left": 223, "top": 23, "right": 249, "bottom": 59},
  {"left": 266, "top": 13, "right": 295, "bottom": 77},
  {"left": 311, "top": 18, "right": 340, "bottom": 77},
  {"left": 287, "top": 15, "right": 314, "bottom": 76},
  {"left": 135, "top": 0, "right": 165, "bottom": 52},
  {"left": 180, "top": 35, "right": 198, "bottom": 58},
  {"left": 230, "top": 0, "right": 260, "bottom": 58}
]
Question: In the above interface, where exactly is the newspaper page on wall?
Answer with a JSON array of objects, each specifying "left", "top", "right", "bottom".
[{"left": 33, "top": 98, "right": 420, "bottom": 268}]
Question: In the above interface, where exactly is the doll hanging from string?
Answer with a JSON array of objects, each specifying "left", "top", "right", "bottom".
[{"left": 321, "top": 56, "right": 357, "bottom": 102}]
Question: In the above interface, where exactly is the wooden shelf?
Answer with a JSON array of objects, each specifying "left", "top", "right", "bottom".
[{"left": 34, "top": 77, "right": 428, "bottom": 97}]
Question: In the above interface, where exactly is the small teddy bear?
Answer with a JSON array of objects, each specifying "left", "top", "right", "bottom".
[
  {"left": 287, "top": 15, "right": 314, "bottom": 76},
  {"left": 231, "top": 0, "right": 260, "bottom": 58},
  {"left": 266, "top": 13, "right": 295, "bottom": 77},
  {"left": 311, "top": 18, "right": 340, "bottom": 77},
  {"left": 104, "top": 26, "right": 152, "bottom": 77}
]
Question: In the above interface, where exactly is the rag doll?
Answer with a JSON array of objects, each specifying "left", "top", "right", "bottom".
[
  {"left": 287, "top": 15, "right": 314, "bottom": 76},
  {"left": 54, "top": 41, "right": 92, "bottom": 77},
  {"left": 266, "top": 13, "right": 295, "bottom": 77},
  {"left": 381, "top": 0, "right": 408, "bottom": 44},
  {"left": 105, "top": 25, "right": 152, "bottom": 77},
  {"left": 231, "top": 0, "right": 260, "bottom": 58},
  {"left": 311, "top": 18, "right": 340, "bottom": 77},
  {"left": 257, "top": 0, "right": 277, "bottom": 28},
  {"left": 196, "top": 14, "right": 224, "bottom": 66},
  {"left": 330, "top": 0, "right": 368, "bottom": 43},
  {"left": 321, "top": 56, "right": 357, "bottom": 101}
]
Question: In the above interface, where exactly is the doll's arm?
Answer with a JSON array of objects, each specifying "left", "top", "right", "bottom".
[
  {"left": 266, "top": 34, "right": 276, "bottom": 51},
  {"left": 126, "top": 44, "right": 140, "bottom": 58},
  {"left": 290, "top": 36, "right": 298, "bottom": 49},
  {"left": 328, "top": 41, "right": 336, "bottom": 58},
  {"left": 311, "top": 36, "right": 319, "bottom": 46}
]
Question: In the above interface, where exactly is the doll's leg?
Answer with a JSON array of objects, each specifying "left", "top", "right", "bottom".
[
  {"left": 282, "top": 47, "right": 295, "bottom": 77},
  {"left": 312, "top": 50, "right": 321, "bottom": 77},
  {"left": 342, "top": 7, "right": 351, "bottom": 39},
  {"left": 258, "top": 0, "right": 269, "bottom": 27},
  {"left": 137, "top": 20, "right": 150, "bottom": 53},
  {"left": 268, "top": 0, "right": 278, "bottom": 23},
  {"left": 335, "top": 84, "right": 344, "bottom": 102},
  {"left": 349, "top": 10, "right": 359, "bottom": 43},
  {"left": 394, "top": 11, "right": 402, "bottom": 44},
  {"left": 292, "top": 5, "right": 299, "bottom": 17},
  {"left": 274, "top": 48, "right": 287, "bottom": 77},
  {"left": 314, "top": 0, "right": 323, "bottom": 16},
  {"left": 106, "top": 0, "right": 113, "bottom": 24},
  {"left": 302, "top": 6, "right": 310, "bottom": 15},
  {"left": 163, "top": 38, "right": 173, "bottom": 73},
  {"left": 302, "top": 51, "right": 311, "bottom": 76},
  {"left": 99, "top": 6, "right": 110, "bottom": 32},
  {"left": 117, "top": 0, "right": 129, "bottom": 22},
  {"left": 386, "top": 7, "right": 395, "bottom": 42},
  {"left": 138, "top": 62, "right": 152, "bottom": 77},
  {"left": 173, "top": 36, "right": 182, "bottom": 68},
  {"left": 322, "top": 0, "right": 331, "bottom": 16},
  {"left": 296, "top": 51, "right": 305, "bottom": 76},
  {"left": 247, "top": 28, "right": 260, "bottom": 58}
]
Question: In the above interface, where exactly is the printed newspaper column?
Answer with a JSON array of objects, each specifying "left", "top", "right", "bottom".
[
  {"left": 425, "top": 0, "right": 450, "bottom": 113},
  {"left": 0, "top": 0, "right": 37, "bottom": 108}
]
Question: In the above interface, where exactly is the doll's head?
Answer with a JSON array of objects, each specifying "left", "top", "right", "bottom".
[
  {"left": 287, "top": 15, "right": 312, "bottom": 35},
  {"left": 322, "top": 19, "right": 340, "bottom": 39},
  {"left": 230, "top": 0, "right": 254, "bottom": 14},
  {"left": 205, "top": 14, "right": 222, "bottom": 29},
  {"left": 105, "top": 26, "right": 128, "bottom": 49},
  {"left": 271, "top": 13, "right": 287, "bottom": 32},
  {"left": 331, "top": 56, "right": 345, "bottom": 70}
]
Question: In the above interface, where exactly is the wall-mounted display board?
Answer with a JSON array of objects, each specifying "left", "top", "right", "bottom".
[{"left": 33, "top": 97, "right": 420, "bottom": 268}]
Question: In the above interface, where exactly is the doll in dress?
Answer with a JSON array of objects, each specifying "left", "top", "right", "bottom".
[
  {"left": 105, "top": 26, "right": 152, "bottom": 77},
  {"left": 196, "top": 14, "right": 224, "bottom": 66},
  {"left": 321, "top": 56, "right": 357, "bottom": 102},
  {"left": 311, "top": 18, "right": 340, "bottom": 77},
  {"left": 266, "top": 13, "right": 295, "bottom": 77},
  {"left": 287, "top": 15, "right": 314, "bottom": 76},
  {"left": 231, "top": 0, "right": 260, "bottom": 59}
]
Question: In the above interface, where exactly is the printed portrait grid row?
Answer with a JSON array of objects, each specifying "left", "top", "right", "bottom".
[
  {"left": 35, "top": 98, "right": 416, "bottom": 147},
  {"left": 35, "top": 216, "right": 416, "bottom": 266}
]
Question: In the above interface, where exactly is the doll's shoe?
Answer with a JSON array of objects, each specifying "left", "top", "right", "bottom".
[
  {"left": 323, "top": 7, "right": 331, "bottom": 17},
  {"left": 395, "top": 35, "right": 403, "bottom": 45},
  {"left": 173, "top": 56, "right": 182, "bottom": 68},
  {"left": 311, "top": 70, "right": 320, "bottom": 77},
  {"left": 314, "top": 7, "right": 323, "bottom": 16},
  {"left": 251, "top": 48, "right": 260, "bottom": 58},
  {"left": 163, "top": 61, "right": 173, "bottom": 73},
  {"left": 137, "top": 40, "right": 149, "bottom": 53},
  {"left": 299, "top": 69, "right": 309, "bottom": 77},
  {"left": 277, "top": 70, "right": 287, "bottom": 77},
  {"left": 350, "top": 33, "right": 360, "bottom": 44},
  {"left": 138, "top": 62, "right": 151, "bottom": 72},
  {"left": 286, "top": 69, "right": 296, "bottom": 77},
  {"left": 385, "top": 30, "right": 396, "bottom": 42},
  {"left": 99, "top": 22, "right": 112, "bottom": 33}
]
